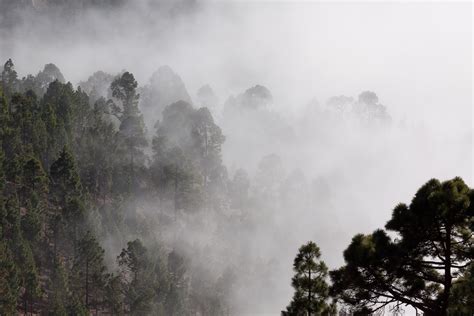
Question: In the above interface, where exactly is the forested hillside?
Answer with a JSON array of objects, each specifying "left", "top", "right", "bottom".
[
  {"left": 0, "top": 1, "right": 473, "bottom": 313},
  {"left": 0, "top": 59, "right": 232, "bottom": 315},
  {"left": 1, "top": 56, "right": 472, "bottom": 316}
]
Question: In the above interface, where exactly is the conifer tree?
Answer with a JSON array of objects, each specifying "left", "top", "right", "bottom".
[
  {"left": 44, "top": 81, "right": 76, "bottom": 144},
  {"left": 0, "top": 86, "right": 21, "bottom": 163},
  {"left": 0, "top": 143, "right": 4, "bottom": 192},
  {"left": 50, "top": 146, "right": 82, "bottom": 205},
  {"left": 166, "top": 249, "right": 188, "bottom": 316},
  {"left": 40, "top": 102, "right": 59, "bottom": 166},
  {"left": 72, "top": 231, "right": 106, "bottom": 310},
  {"left": 283, "top": 241, "right": 334, "bottom": 316},
  {"left": 104, "top": 274, "right": 124, "bottom": 314},
  {"left": 0, "top": 240, "right": 20, "bottom": 315},
  {"left": 49, "top": 147, "right": 84, "bottom": 258},
  {"left": 110, "top": 72, "right": 147, "bottom": 193},
  {"left": 449, "top": 263, "right": 474, "bottom": 314},
  {"left": 20, "top": 157, "right": 49, "bottom": 207},
  {"left": 118, "top": 239, "right": 155, "bottom": 315},
  {"left": 1, "top": 59, "right": 19, "bottom": 100},
  {"left": 11, "top": 92, "right": 36, "bottom": 147},
  {"left": 330, "top": 177, "right": 474, "bottom": 315},
  {"left": 0, "top": 197, "right": 20, "bottom": 315},
  {"left": 49, "top": 260, "right": 69, "bottom": 316},
  {"left": 17, "top": 239, "right": 41, "bottom": 315}
]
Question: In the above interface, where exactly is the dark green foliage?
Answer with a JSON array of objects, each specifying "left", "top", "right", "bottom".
[
  {"left": 22, "top": 156, "right": 49, "bottom": 194},
  {"left": 283, "top": 241, "right": 335, "bottom": 316},
  {"left": 104, "top": 273, "right": 124, "bottom": 314},
  {"left": 42, "top": 80, "right": 76, "bottom": 145},
  {"left": 110, "top": 72, "right": 148, "bottom": 194},
  {"left": 0, "top": 142, "right": 5, "bottom": 192},
  {"left": 1, "top": 59, "right": 19, "bottom": 99},
  {"left": 0, "top": 240, "right": 20, "bottom": 315},
  {"left": 17, "top": 238, "right": 41, "bottom": 314},
  {"left": 49, "top": 260, "right": 70, "bottom": 315},
  {"left": 0, "top": 61, "right": 158, "bottom": 314},
  {"left": 330, "top": 177, "right": 474, "bottom": 315},
  {"left": 74, "top": 97, "right": 116, "bottom": 199},
  {"left": 71, "top": 231, "right": 106, "bottom": 309},
  {"left": 0, "top": 60, "right": 233, "bottom": 315},
  {"left": 50, "top": 147, "right": 82, "bottom": 204},
  {"left": 1, "top": 58, "right": 431, "bottom": 316},
  {"left": 118, "top": 239, "right": 156, "bottom": 315},
  {"left": 151, "top": 144, "right": 202, "bottom": 214},
  {"left": 21, "top": 206, "right": 42, "bottom": 242},
  {"left": 118, "top": 239, "right": 148, "bottom": 283},
  {"left": 449, "top": 263, "right": 474, "bottom": 314}
]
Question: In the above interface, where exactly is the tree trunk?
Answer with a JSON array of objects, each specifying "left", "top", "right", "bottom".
[
  {"left": 24, "top": 290, "right": 28, "bottom": 316},
  {"left": 441, "top": 225, "right": 452, "bottom": 316},
  {"left": 30, "top": 290, "right": 33, "bottom": 315},
  {"left": 86, "top": 258, "right": 89, "bottom": 308},
  {"left": 308, "top": 266, "right": 311, "bottom": 316}
]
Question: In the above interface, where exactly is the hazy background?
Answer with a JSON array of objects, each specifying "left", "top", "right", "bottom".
[{"left": 0, "top": 1, "right": 472, "bottom": 314}]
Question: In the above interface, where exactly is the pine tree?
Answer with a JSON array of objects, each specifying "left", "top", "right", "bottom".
[
  {"left": 0, "top": 142, "right": 4, "bottom": 192},
  {"left": 40, "top": 102, "right": 59, "bottom": 166},
  {"left": 330, "top": 177, "right": 474, "bottom": 315},
  {"left": 75, "top": 97, "right": 116, "bottom": 200},
  {"left": 1, "top": 59, "right": 19, "bottom": 100},
  {"left": 50, "top": 146, "right": 82, "bottom": 205},
  {"left": 284, "top": 241, "right": 334, "bottom": 316},
  {"left": 104, "top": 273, "right": 124, "bottom": 315},
  {"left": 42, "top": 81, "right": 76, "bottom": 144},
  {"left": 110, "top": 72, "right": 147, "bottom": 193},
  {"left": 190, "top": 107, "right": 225, "bottom": 190},
  {"left": 165, "top": 249, "right": 188, "bottom": 316},
  {"left": 49, "top": 260, "right": 69, "bottom": 316},
  {"left": 118, "top": 239, "right": 155, "bottom": 315},
  {"left": 151, "top": 143, "right": 202, "bottom": 216},
  {"left": 49, "top": 147, "right": 84, "bottom": 259},
  {"left": 0, "top": 196, "right": 20, "bottom": 314},
  {"left": 20, "top": 156, "right": 49, "bottom": 207},
  {"left": 72, "top": 231, "right": 106, "bottom": 310},
  {"left": 20, "top": 204, "right": 42, "bottom": 242},
  {"left": 11, "top": 92, "right": 36, "bottom": 147},
  {"left": 0, "top": 86, "right": 21, "bottom": 164},
  {"left": 17, "top": 238, "right": 41, "bottom": 315},
  {"left": 20, "top": 157, "right": 49, "bottom": 246},
  {"left": 0, "top": 240, "right": 20, "bottom": 315},
  {"left": 449, "top": 263, "right": 474, "bottom": 314}
]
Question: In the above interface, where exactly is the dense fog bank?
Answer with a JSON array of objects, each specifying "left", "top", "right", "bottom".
[{"left": 0, "top": 1, "right": 472, "bottom": 315}]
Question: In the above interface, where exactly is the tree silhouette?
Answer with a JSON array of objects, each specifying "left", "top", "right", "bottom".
[
  {"left": 283, "top": 241, "right": 335, "bottom": 316},
  {"left": 331, "top": 177, "right": 474, "bottom": 315}
]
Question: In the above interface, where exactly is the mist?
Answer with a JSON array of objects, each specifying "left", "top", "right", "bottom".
[{"left": 0, "top": 1, "right": 472, "bottom": 315}]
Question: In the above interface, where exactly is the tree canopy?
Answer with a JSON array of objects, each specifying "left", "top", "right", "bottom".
[
  {"left": 330, "top": 177, "right": 474, "bottom": 315},
  {"left": 283, "top": 241, "right": 336, "bottom": 316}
]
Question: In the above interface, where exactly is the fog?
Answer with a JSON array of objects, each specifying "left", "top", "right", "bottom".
[{"left": 0, "top": 1, "right": 472, "bottom": 314}]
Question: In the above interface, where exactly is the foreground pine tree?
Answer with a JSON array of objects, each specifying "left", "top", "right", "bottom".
[
  {"left": 283, "top": 241, "right": 336, "bottom": 316},
  {"left": 330, "top": 177, "right": 474, "bottom": 315}
]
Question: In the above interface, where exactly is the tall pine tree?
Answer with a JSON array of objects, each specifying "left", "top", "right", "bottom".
[{"left": 283, "top": 241, "right": 335, "bottom": 316}]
